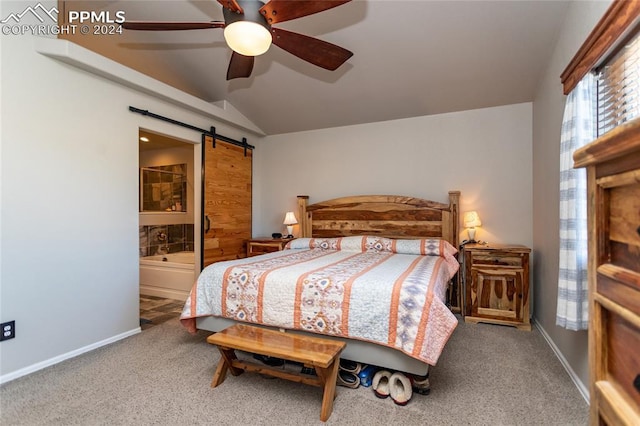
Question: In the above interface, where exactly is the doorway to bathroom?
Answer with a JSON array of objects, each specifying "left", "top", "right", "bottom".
[{"left": 138, "top": 129, "right": 196, "bottom": 313}]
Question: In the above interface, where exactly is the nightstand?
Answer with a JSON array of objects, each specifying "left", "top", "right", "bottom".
[
  {"left": 463, "top": 243, "right": 531, "bottom": 330},
  {"left": 246, "top": 238, "right": 293, "bottom": 257}
]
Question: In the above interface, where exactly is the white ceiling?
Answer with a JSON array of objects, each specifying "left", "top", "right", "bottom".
[{"left": 80, "top": 0, "right": 571, "bottom": 135}]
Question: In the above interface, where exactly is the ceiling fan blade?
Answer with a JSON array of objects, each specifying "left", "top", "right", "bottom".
[
  {"left": 227, "top": 52, "right": 255, "bottom": 80},
  {"left": 259, "top": 0, "right": 351, "bottom": 25},
  {"left": 217, "top": 0, "right": 244, "bottom": 14},
  {"left": 271, "top": 28, "right": 352, "bottom": 71},
  {"left": 121, "top": 21, "right": 225, "bottom": 31}
]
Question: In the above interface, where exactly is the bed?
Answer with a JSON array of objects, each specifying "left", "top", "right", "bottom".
[{"left": 181, "top": 191, "right": 461, "bottom": 376}]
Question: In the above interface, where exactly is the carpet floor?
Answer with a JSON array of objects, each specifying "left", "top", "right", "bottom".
[{"left": 0, "top": 316, "right": 588, "bottom": 425}]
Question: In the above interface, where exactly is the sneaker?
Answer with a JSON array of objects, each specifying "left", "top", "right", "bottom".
[
  {"left": 336, "top": 370, "right": 360, "bottom": 388},
  {"left": 253, "top": 354, "right": 285, "bottom": 367},
  {"left": 339, "top": 359, "right": 362, "bottom": 374},
  {"left": 409, "top": 372, "right": 431, "bottom": 395},
  {"left": 301, "top": 366, "right": 316, "bottom": 375},
  {"left": 357, "top": 365, "right": 378, "bottom": 387}
]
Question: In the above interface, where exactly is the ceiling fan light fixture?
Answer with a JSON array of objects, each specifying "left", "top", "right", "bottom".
[{"left": 224, "top": 21, "right": 272, "bottom": 56}]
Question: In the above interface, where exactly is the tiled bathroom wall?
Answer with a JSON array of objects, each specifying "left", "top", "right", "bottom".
[
  {"left": 139, "top": 224, "right": 195, "bottom": 257},
  {"left": 140, "top": 164, "right": 187, "bottom": 212}
]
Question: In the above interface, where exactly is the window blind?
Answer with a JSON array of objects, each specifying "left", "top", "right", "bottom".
[{"left": 596, "top": 28, "right": 640, "bottom": 136}]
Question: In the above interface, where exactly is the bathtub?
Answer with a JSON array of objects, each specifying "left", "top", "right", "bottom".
[{"left": 139, "top": 251, "right": 196, "bottom": 300}]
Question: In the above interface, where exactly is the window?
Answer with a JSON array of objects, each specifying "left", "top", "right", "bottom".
[{"left": 596, "top": 28, "right": 640, "bottom": 135}]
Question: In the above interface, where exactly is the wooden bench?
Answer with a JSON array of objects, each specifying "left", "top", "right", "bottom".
[{"left": 206, "top": 324, "right": 346, "bottom": 422}]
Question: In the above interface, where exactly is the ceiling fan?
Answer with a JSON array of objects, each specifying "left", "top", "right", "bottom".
[{"left": 121, "top": 0, "right": 354, "bottom": 80}]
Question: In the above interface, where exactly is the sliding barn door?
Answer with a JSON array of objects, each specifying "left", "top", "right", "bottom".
[{"left": 201, "top": 135, "right": 252, "bottom": 268}]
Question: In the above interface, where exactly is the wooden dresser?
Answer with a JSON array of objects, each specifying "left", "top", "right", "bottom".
[{"left": 573, "top": 118, "right": 640, "bottom": 425}]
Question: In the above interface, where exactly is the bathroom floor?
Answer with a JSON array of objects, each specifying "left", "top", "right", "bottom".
[{"left": 139, "top": 295, "right": 185, "bottom": 330}]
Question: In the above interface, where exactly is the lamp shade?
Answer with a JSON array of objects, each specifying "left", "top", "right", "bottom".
[
  {"left": 283, "top": 211, "right": 298, "bottom": 226},
  {"left": 222, "top": 0, "right": 272, "bottom": 57},
  {"left": 223, "top": 21, "right": 272, "bottom": 56},
  {"left": 463, "top": 211, "right": 482, "bottom": 228}
]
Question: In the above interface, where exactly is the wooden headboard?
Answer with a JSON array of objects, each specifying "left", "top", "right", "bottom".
[{"left": 296, "top": 191, "right": 460, "bottom": 249}]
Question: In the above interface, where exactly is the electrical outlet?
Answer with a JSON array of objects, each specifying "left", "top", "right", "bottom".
[{"left": 0, "top": 321, "right": 15, "bottom": 341}]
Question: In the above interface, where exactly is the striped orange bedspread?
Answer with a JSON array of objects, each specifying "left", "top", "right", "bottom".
[{"left": 181, "top": 236, "right": 459, "bottom": 365}]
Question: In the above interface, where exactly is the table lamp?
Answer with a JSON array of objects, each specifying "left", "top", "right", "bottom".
[
  {"left": 463, "top": 211, "right": 482, "bottom": 242},
  {"left": 283, "top": 211, "right": 298, "bottom": 238}
]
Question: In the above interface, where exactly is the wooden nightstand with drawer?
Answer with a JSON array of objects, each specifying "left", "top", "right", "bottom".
[
  {"left": 246, "top": 238, "right": 293, "bottom": 257},
  {"left": 463, "top": 243, "right": 532, "bottom": 330}
]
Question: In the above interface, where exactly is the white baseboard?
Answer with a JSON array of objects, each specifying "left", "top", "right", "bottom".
[
  {"left": 533, "top": 319, "right": 589, "bottom": 404},
  {"left": 0, "top": 327, "right": 141, "bottom": 385}
]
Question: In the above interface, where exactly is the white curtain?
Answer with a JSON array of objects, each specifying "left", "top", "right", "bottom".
[{"left": 556, "top": 74, "right": 596, "bottom": 331}]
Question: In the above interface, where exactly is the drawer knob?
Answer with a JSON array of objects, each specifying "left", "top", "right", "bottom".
[
  {"left": 637, "top": 226, "right": 640, "bottom": 237},
  {"left": 635, "top": 374, "right": 640, "bottom": 393}
]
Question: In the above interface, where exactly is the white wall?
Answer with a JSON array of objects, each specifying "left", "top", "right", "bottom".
[
  {"left": 255, "top": 103, "right": 533, "bottom": 249},
  {"left": 0, "top": 12, "right": 260, "bottom": 379},
  {"left": 532, "top": 0, "right": 611, "bottom": 397}
]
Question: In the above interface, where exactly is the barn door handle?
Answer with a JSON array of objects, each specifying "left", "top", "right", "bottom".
[{"left": 205, "top": 215, "right": 210, "bottom": 234}]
